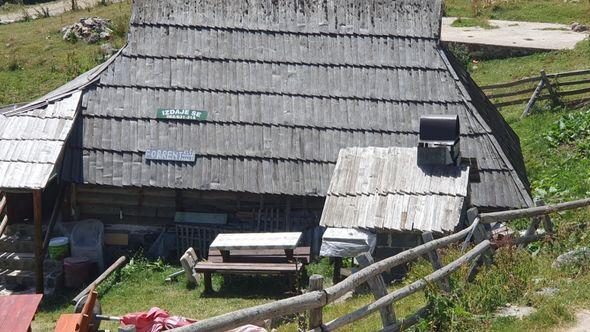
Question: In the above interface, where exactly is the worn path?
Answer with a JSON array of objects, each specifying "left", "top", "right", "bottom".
[
  {"left": 0, "top": 0, "right": 123, "bottom": 24},
  {"left": 560, "top": 310, "right": 590, "bottom": 332},
  {"left": 442, "top": 17, "right": 588, "bottom": 51}
]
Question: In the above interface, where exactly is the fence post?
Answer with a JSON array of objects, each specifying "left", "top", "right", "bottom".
[
  {"left": 356, "top": 253, "right": 397, "bottom": 328},
  {"left": 421, "top": 232, "right": 450, "bottom": 292},
  {"left": 541, "top": 70, "right": 561, "bottom": 106},
  {"left": 522, "top": 198, "right": 544, "bottom": 240},
  {"left": 466, "top": 207, "right": 493, "bottom": 281},
  {"left": 521, "top": 77, "right": 545, "bottom": 118},
  {"left": 308, "top": 274, "right": 324, "bottom": 331}
]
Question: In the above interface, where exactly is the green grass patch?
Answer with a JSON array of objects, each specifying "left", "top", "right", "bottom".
[
  {"left": 444, "top": 0, "right": 590, "bottom": 25},
  {"left": 451, "top": 17, "right": 498, "bottom": 29},
  {"left": 0, "top": 0, "right": 131, "bottom": 106}
]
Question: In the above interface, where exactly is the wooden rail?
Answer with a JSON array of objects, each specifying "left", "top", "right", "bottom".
[
  {"left": 169, "top": 197, "right": 590, "bottom": 332},
  {"left": 481, "top": 68, "right": 590, "bottom": 117},
  {"left": 0, "top": 191, "right": 6, "bottom": 238}
]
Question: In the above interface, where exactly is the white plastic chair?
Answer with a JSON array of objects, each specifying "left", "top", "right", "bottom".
[{"left": 70, "top": 219, "right": 104, "bottom": 271}]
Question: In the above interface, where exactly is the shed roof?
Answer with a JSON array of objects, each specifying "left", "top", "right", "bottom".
[
  {"left": 319, "top": 147, "right": 469, "bottom": 233},
  {"left": 61, "top": 0, "right": 532, "bottom": 210},
  {"left": 0, "top": 92, "right": 81, "bottom": 190}
]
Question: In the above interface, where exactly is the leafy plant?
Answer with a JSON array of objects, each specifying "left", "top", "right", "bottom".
[
  {"left": 306, "top": 258, "right": 334, "bottom": 279},
  {"left": 545, "top": 109, "right": 590, "bottom": 151}
]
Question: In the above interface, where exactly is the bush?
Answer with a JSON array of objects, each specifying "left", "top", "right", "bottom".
[{"left": 545, "top": 108, "right": 590, "bottom": 151}]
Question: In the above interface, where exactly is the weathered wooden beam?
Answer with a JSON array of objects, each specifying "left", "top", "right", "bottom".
[
  {"left": 479, "top": 197, "right": 590, "bottom": 224},
  {"left": 170, "top": 291, "right": 326, "bottom": 332},
  {"left": 0, "top": 214, "right": 8, "bottom": 238},
  {"left": 33, "top": 190, "right": 44, "bottom": 294},
  {"left": 356, "top": 253, "right": 396, "bottom": 327},
  {"left": 323, "top": 226, "right": 472, "bottom": 303},
  {"left": 72, "top": 256, "right": 127, "bottom": 304},
  {"left": 547, "top": 68, "right": 590, "bottom": 79},
  {"left": 308, "top": 275, "right": 324, "bottom": 330},
  {"left": 521, "top": 77, "right": 545, "bottom": 118},
  {"left": 487, "top": 86, "right": 537, "bottom": 99},
  {"left": 481, "top": 76, "right": 541, "bottom": 90},
  {"left": 422, "top": 232, "right": 450, "bottom": 292},
  {"left": 381, "top": 305, "right": 430, "bottom": 332},
  {"left": 41, "top": 185, "right": 66, "bottom": 257},
  {"left": 323, "top": 241, "right": 491, "bottom": 331},
  {"left": 0, "top": 195, "right": 6, "bottom": 213},
  {"left": 541, "top": 70, "right": 561, "bottom": 105}
]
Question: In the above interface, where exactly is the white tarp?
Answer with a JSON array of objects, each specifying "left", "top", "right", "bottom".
[{"left": 320, "top": 227, "right": 376, "bottom": 257}]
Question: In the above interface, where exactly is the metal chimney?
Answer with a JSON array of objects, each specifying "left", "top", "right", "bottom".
[{"left": 417, "top": 115, "right": 461, "bottom": 166}]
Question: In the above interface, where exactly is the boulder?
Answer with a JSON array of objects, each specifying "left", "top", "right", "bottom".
[
  {"left": 62, "top": 17, "right": 113, "bottom": 43},
  {"left": 552, "top": 247, "right": 590, "bottom": 269}
]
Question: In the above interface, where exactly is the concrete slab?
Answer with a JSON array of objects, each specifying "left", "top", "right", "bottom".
[{"left": 441, "top": 17, "right": 589, "bottom": 51}]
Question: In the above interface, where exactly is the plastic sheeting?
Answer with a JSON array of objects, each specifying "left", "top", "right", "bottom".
[{"left": 319, "top": 227, "right": 376, "bottom": 258}]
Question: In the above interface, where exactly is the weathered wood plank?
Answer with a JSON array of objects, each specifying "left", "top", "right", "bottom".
[
  {"left": 356, "top": 253, "right": 396, "bottom": 327},
  {"left": 169, "top": 291, "right": 326, "bottom": 332},
  {"left": 33, "top": 190, "right": 43, "bottom": 295},
  {"left": 323, "top": 241, "right": 491, "bottom": 331},
  {"left": 480, "top": 76, "right": 541, "bottom": 89},
  {"left": 209, "top": 232, "right": 302, "bottom": 250},
  {"left": 487, "top": 86, "right": 537, "bottom": 99},
  {"left": 480, "top": 197, "right": 590, "bottom": 224},
  {"left": 381, "top": 305, "right": 430, "bottom": 332}
]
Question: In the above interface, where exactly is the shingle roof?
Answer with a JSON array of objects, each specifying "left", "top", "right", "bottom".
[
  {"left": 62, "top": 0, "right": 532, "bottom": 210},
  {"left": 320, "top": 146, "right": 469, "bottom": 232},
  {"left": 0, "top": 92, "right": 81, "bottom": 190}
]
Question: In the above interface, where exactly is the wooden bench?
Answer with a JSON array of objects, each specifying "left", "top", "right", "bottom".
[{"left": 191, "top": 232, "right": 309, "bottom": 293}]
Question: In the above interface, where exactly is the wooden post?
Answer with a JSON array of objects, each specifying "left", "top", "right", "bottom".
[
  {"left": 308, "top": 274, "right": 324, "bottom": 330},
  {"left": 33, "top": 190, "right": 44, "bottom": 294},
  {"left": 541, "top": 70, "right": 561, "bottom": 106},
  {"left": 422, "top": 232, "right": 450, "bottom": 292},
  {"left": 356, "top": 253, "right": 396, "bottom": 328},
  {"left": 332, "top": 257, "right": 342, "bottom": 285},
  {"left": 521, "top": 77, "right": 545, "bottom": 118},
  {"left": 465, "top": 207, "right": 492, "bottom": 282},
  {"left": 521, "top": 198, "right": 545, "bottom": 249}
]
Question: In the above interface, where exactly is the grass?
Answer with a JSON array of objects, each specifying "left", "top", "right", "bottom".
[
  {"left": 451, "top": 16, "right": 498, "bottom": 29},
  {"left": 444, "top": 0, "right": 590, "bottom": 25},
  {"left": 0, "top": 0, "right": 131, "bottom": 107}
]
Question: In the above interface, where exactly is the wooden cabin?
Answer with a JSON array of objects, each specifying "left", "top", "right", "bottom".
[{"left": 0, "top": 0, "right": 532, "bottom": 292}]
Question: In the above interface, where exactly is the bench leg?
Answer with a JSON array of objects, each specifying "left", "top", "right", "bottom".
[{"left": 204, "top": 272, "right": 213, "bottom": 293}]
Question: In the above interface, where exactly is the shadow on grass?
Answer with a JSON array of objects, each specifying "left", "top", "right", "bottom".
[{"left": 198, "top": 274, "right": 293, "bottom": 300}]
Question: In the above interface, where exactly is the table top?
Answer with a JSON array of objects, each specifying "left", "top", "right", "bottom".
[
  {"left": 0, "top": 294, "right": 43, "bottom": 332},
  {"left": 210, "top": 232, "right": 303, "bottom": 251}
]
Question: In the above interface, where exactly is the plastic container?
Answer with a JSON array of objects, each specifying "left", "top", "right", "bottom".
[
  {"left": 64, "top": 256, "right": 94, "bottom": 288},
  {"left": 48, "top": 237, "right": 69, "bottom": 260},
  {"left": 71, "top": 219, "right": 104, "bottom": 271}
]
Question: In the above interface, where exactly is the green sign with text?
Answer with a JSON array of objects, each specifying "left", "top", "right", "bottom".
[{"left": 157, "top": 109, "right": 208, "bottom": 121}]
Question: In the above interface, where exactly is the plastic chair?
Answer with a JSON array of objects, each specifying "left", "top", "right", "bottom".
[{"left": 70, "top": 219, "right": 104, "bottom": 271}]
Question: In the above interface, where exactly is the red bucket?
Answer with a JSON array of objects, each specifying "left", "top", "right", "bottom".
[{"left": 64, "top": 257, "right": 95, "bottom": 288}]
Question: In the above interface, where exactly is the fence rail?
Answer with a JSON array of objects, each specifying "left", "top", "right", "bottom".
[
  {"left": 482, "top": 68, "right": 590, "bottom": 118},
  {"left": 170, "top": 198, "right": 590, "bottom": 332}
]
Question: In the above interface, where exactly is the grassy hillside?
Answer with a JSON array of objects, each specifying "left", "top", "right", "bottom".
[
  {"left": 0, "top": 0, "right": 130, "bottom": 106},
  {"left": 445, "top": 0, "right": 590, "bottom": 25}
]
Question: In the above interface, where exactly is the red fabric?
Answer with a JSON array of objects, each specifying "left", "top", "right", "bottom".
[{"left": 121, "top": 307, "right": 196, "bottom": 332}]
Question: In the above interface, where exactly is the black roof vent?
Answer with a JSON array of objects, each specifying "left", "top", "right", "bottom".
[{"left": 419, "top": 115, "right": 460, "bottom": 145}]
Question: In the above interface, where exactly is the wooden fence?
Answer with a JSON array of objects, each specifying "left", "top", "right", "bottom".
[
  {"left": 481, "top": 68, "right": 590, "bottom": 118},
  {"left": 169, "top": 197, "right": 590, "bottom": 332}
]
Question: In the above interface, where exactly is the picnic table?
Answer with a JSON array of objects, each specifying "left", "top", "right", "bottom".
[
  {"left": 0, "top": 294, "right": 43, "bottom": 332},
  {"left": 193, "top": 232, "right": 310, "bottom": 293}
]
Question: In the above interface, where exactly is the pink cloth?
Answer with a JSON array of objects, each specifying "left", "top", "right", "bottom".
[
  {"left": 121, "top": 307, "right": 196, "bottom": 332},
  {"left": 120, "top": 307, "right": 267, "bottom": 332}
]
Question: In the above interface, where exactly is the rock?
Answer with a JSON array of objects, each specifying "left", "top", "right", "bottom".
[
  {"left": 535, "top": 287, "right": 559, "bottom": 297},
  {"left": 61, "top": 17, "right": 113, "bottom": 44},
  {"left": 552, "top": 248, "right": 590, "bottom": 269},
  {"left": 571, "top": 22, "right": 588, "bottom": 32},
  {"left": 496, "top": 304, "right": 536, "bottom": 319}
]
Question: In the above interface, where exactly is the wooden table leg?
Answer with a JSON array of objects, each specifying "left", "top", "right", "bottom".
[
  {"left": 204, "top": 272, "right": 213, "bottom": 293},
  {"left": 284, "top": 249, "right": 294, "bottom": 260},
  {"left": 220, "top": 250, "right": 230, "bottom": 262},
  {"left": 332, "top": 257, "right": 342, "bottom": 284}
]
